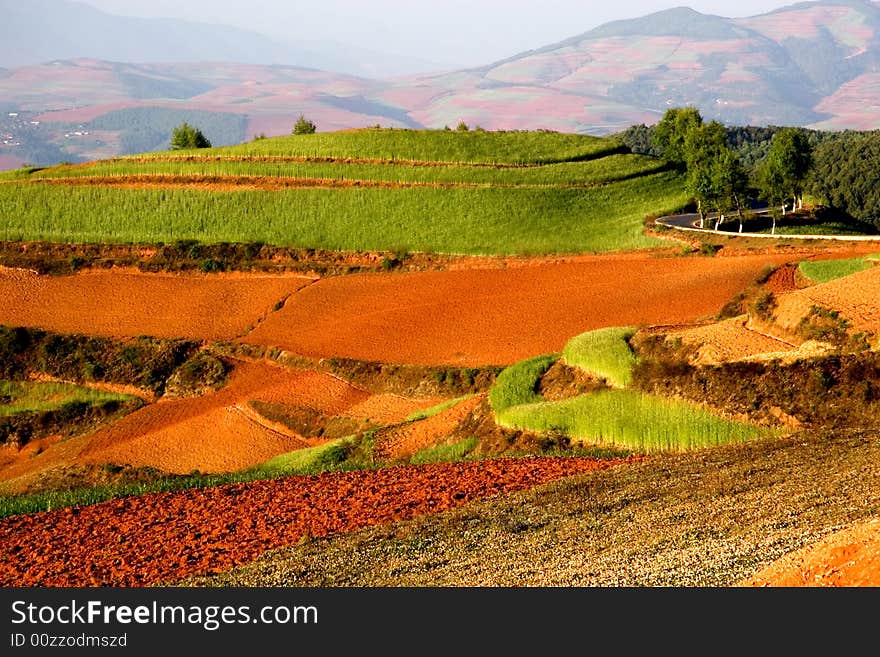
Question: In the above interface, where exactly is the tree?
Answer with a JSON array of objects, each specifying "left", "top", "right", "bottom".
[
  {"left": 810, "top": 133, "right": 880, "bottom": 231},
  {"left": 757, "top": 157, "right": 787, "bottom": 235},
  {"left": 293, "top": 114, "right": 317, "bottom": 135},
  {"left": 170, "top": 122, "right": 211, "bottom": 150},
  {"left": 652, "top": 107, "right": 703, "bottom": 166},
  {"left": 713, "top": 148, "right": 750, "bottom": 232},
  {"left": 760, "top": 128, "right": 813, "bottom": 213},
  {"left": 456, "top": 121, "right": 470, "bottom": 132},
  {"left": 683, "top": 121, "right": 727, "bottom": 227}
]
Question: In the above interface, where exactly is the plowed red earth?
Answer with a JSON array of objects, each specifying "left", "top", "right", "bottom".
[
  {"left": 762, "top": 264, "right": 802, "bottom": 295},
  {"left": 0, "top": 457, "right": 634, "bottom": 587},
  {"left": 245, "top": 252, "right": 795, "bottom": 365},
  {"left": 0, "top": 268, "right": 314, "bottom": 341},
  {"left": 0, "top": 361, "right": 439, "bottom": 488}
]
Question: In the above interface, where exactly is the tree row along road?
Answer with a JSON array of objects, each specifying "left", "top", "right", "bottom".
[{"left": 655, "top": 212, "right": 880, "bottom": 242}]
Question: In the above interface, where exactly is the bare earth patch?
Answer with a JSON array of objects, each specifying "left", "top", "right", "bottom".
[
  {"left": 0, "top": 267, "right": 315, "bottom": 341},
  {"left": 245, "top": 252, "right": 794, "bottom": 366},
  {"left": 771, "top": 265, "right": 880, "bottom": 337},
  {"left": 0, "top": 361, "right": 440, "bottom": 488},
  {"left": 741, "top": 517, "right": 880, "bottom": 587},
  {"left": 373, "top": 394, "right": 485, "bottom": 461},
  {"left": 668, "top": 317, "right": 797, "bottom": 364}
]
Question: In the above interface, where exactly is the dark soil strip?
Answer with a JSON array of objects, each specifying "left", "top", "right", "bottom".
[
  {"left": 0, "top": 457, "right": 634, "bottom": 587},
  {"left": 184, "top": 430, "right": 880, "bottom": 587}
]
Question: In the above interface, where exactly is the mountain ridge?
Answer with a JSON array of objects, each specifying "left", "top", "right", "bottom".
[{"left": 2, "top": 0, "right": 880, "bottom": 168}]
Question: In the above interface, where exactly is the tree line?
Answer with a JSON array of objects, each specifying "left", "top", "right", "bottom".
[{"left": 622, "top": 110, "right": 880, "bottom": 231}]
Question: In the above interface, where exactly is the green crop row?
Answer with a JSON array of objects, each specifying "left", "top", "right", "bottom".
[
  {"left": 798, "top": 255, "right": 879, "bottom": 284},
  {"left": 134, "top": 128, "right": 626, "bottom": 165},
  {"left": 0, "top": 381, "right": 136, "bottom": 417},
  {"left": 488, "top": 354, "right": 558, "bottom": 412},
  {"left": 496, "top": 389, "right": 775, "bottom": 453},
  {"left": 562, "top": 327, "right": 638, "bottom": 388},
  {"left": 13, "top": 153, "right": 668, "bottom": 187},
  {"left": 0, "top": 171, "right": 687, "bottom": 255}
]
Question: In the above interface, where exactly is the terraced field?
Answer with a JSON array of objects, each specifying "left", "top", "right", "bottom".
[
  {"left": 0, "top": 129, "right": 687, "bottom": 255},
  {"left": 1, "top": 128, "right": 878, "bottom": 589}
]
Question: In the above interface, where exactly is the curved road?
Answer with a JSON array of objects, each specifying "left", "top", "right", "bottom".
[{"left": 656, "top": 210, "right": 880, "bottom": 242}]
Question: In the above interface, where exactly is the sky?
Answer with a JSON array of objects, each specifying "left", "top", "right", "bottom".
[{"left": 78, "top": 0, "right": 802, "bottom": 69}]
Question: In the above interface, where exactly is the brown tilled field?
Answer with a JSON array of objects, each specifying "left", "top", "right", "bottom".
[
  {"left": 667, "top": 317, "right": 798, "bottom": 364},
  {"left": 244, "top": 252, "right": 794, "bottom": 365},
  {"left": 0, "top": 457, "right": 633, "bottom": 587},
  {"left": 0, "top": 360, "right": 442, "bottom": 490},
  {"left": 0, "top": 267, "right": 315, "bottom": 341},
  {"left": 771, "top": 265, "right": 880, "bottom": 337}
]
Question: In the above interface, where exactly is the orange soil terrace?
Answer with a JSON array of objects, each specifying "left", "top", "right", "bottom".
[
  {"left": 0, "top": 457, "right": 635, "bottom": 587},
  {"left": 374, "top": 394, "right": 485, "bottom": 461},
  {"left": 244, "top": 252, "right": 796, "bottom": 366},
  {"left": 668, "top": 316, "right": 797, "bottom": 364},
  {"left": 0, "top": 360, "right": 441, "bottom": 488},
  {"left": 0, "top": 267, "right": 315, "bottom": 342},
  {"left": 0, "top": 253, "right": 796, "bottom": 366},
  {"left": 772, "top": 265, "right": 880, "bottom": 337}
]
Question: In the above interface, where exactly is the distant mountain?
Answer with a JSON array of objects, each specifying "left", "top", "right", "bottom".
[
  {"left": 0, "top": 0, "right": 437, "bottom": 77},
  {"left": 402, "top": 0, "right": 880, "bottom": 132},
  {"left": 2, "top": 0, "right": 880, "bottom": 168}
]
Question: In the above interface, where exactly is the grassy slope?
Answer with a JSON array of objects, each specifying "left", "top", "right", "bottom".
[
  {"left": 488, "top": 354, "right": 558, "bottom": 412},
  {"left": 497, "top": 389, "right": 773, "bottom": 452},
  {"left": 798, "top": 255, "right": 879, "bottom": 283},
  {"left": 0, "top": 381, "right": 134, "bottom": 417},
  {"left": 0, "top": 129, "right": 687, "bottom": 255},
  {"left": 561, "top": 326, "right": 637, "bottom": 387},
  {"left": 6, "top": 154, "right": 669, "bottom": 186},
  {"left": 490, "top": 328, "right": 773, "bottom": 452},
  {"left": 152, "top": 129, "right": 626, "bottom": 165},
  {"left": 0, "top": 172, "right": 685, "bottom": 254}
]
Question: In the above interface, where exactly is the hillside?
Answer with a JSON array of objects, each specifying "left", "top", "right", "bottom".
[
  {"left": 4, "top": 1, "right": 880, "bottom": 168},
  {"left": 0, "top": 0, "right": 430, "bottom": 77},
  {"left": 0, "top": 128, "right": 688, "bottom": 255}
]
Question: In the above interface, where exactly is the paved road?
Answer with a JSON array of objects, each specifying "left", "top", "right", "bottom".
[{"left": 656, "top": 210, "right": 880, "bottom": 242}]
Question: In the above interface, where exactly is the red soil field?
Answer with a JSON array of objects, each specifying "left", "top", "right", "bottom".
[
  {"left": 0, "top": 361, "right": 440, "bottom": 488},
  {"left": 374, "top": 394, "right": 485, "bottom": 461},
  {"left": 669, "top": 317, "right": 797, "bottom": 364},
  {"left": 0, "top": 268, "right": 314, "bottom": 342},
  {"left": 245, "top": 252, "right": 795, "bottom": 366},
  {"left": 740, "top": 518, "right": 880, "bottom": 587},
  {"left": 0, "top": 457, "right": 635, "bottom": 587},
  {"left": 772, "top": 265, "right": 880, "bottom": 338}
]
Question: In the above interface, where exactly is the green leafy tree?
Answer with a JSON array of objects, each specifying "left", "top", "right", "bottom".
[
  {"left": 713, "top": 148, "right": 750, "bottom": 232},
  {"left": 684, "top": 121, "right": 727, "bottom": 226},
  {"left": 170, "top": 122, "right": 211, "bottom": 150},
  {"left": 757, "top": 157, "right": 788, "bottom": 234},
  {"left": 810, "top": 134, "right": 880, "bottom": 230},
  {"left": 293, "top": 114, "right": 317, "bottom": 135},
  {"left": 456, "top": 121, "right": 470, "bottom": 132},
  {"left": 652, "top": 107, "right": 703, "bottom": 166},
  {"left": 760, "top": 128, "right": 813, "bottom": 214}
]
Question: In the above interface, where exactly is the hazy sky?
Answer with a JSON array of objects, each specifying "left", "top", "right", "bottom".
[{"left": 79, "top": 1, "right": 801, "bottom": 67}]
